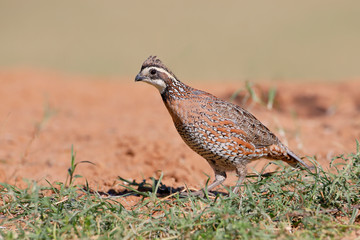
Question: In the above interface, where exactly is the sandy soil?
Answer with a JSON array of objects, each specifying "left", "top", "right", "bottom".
[{"left": 0, "top": 70, "right": 359, "bottom": 193}]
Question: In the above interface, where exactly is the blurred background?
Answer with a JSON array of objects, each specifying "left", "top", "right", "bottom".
[{"left": 1, "top": 0, "right": 360, "bottom": 81}]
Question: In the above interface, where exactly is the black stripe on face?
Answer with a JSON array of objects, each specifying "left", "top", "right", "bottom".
[{"left": 156, "top": 71, "right": 172, "bottom": 82}]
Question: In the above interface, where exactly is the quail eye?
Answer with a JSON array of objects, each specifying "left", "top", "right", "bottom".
[{"left": 150, "top": 69, "right": 157, "bottom": 75}]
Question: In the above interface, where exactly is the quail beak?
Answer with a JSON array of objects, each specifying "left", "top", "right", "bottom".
[{"left": 135, "top": 73, "right": 146, "bottom": 82}]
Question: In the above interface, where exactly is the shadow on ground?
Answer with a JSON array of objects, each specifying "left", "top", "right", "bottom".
[{"left": 94, "top": 177, "right": 227, "bottom": 198}]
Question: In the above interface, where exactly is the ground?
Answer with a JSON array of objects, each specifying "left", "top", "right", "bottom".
[{"left": 0, "top": 70, "right": 359, "bottom": 193}]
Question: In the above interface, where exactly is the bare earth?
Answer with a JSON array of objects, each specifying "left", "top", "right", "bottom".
[{"left": 1, "top": 70, "right": 359, "bottom": 193}]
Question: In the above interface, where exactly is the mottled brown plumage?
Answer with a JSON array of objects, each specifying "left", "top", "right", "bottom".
[{"left": 135, "top": 56, "right": 310, "bottom": 196}]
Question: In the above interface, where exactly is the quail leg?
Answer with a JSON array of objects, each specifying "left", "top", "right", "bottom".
[
  {"left": 180, "top": 170, "right": 226, "bottom": 197},
  {"left": 232, "top": 165, "right": 247, "bottom": 194}
]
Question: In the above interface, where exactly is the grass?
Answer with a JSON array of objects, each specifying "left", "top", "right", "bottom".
[
  {"left": 230, "top": 81, "right": 278, "bottom": 110},
  {"left": 21, "top": 101, "right": 56, "bottom": 164},
  {"left": 0, "top": 143, "right": 360, "bottom": 239}
]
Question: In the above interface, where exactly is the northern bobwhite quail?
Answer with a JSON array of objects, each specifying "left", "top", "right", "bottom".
[{"left": 135, "top": 56, "right": 311, "bottom": 196}]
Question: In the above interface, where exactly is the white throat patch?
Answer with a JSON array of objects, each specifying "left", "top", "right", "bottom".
[
  {"left": 143, "top": 78, "right": 167, "bottom": 93},
  {"left": 139, "top": 66, "right": 177, "bottom": 94}
]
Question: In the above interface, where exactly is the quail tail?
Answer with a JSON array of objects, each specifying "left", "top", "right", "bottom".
[{"left": 285, "top": 149, "right": 312, "bottom": 170}]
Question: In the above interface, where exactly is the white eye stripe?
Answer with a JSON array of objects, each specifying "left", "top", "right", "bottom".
[{"left": 143, "top": 67, "right": 178, "bottom": 82}]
